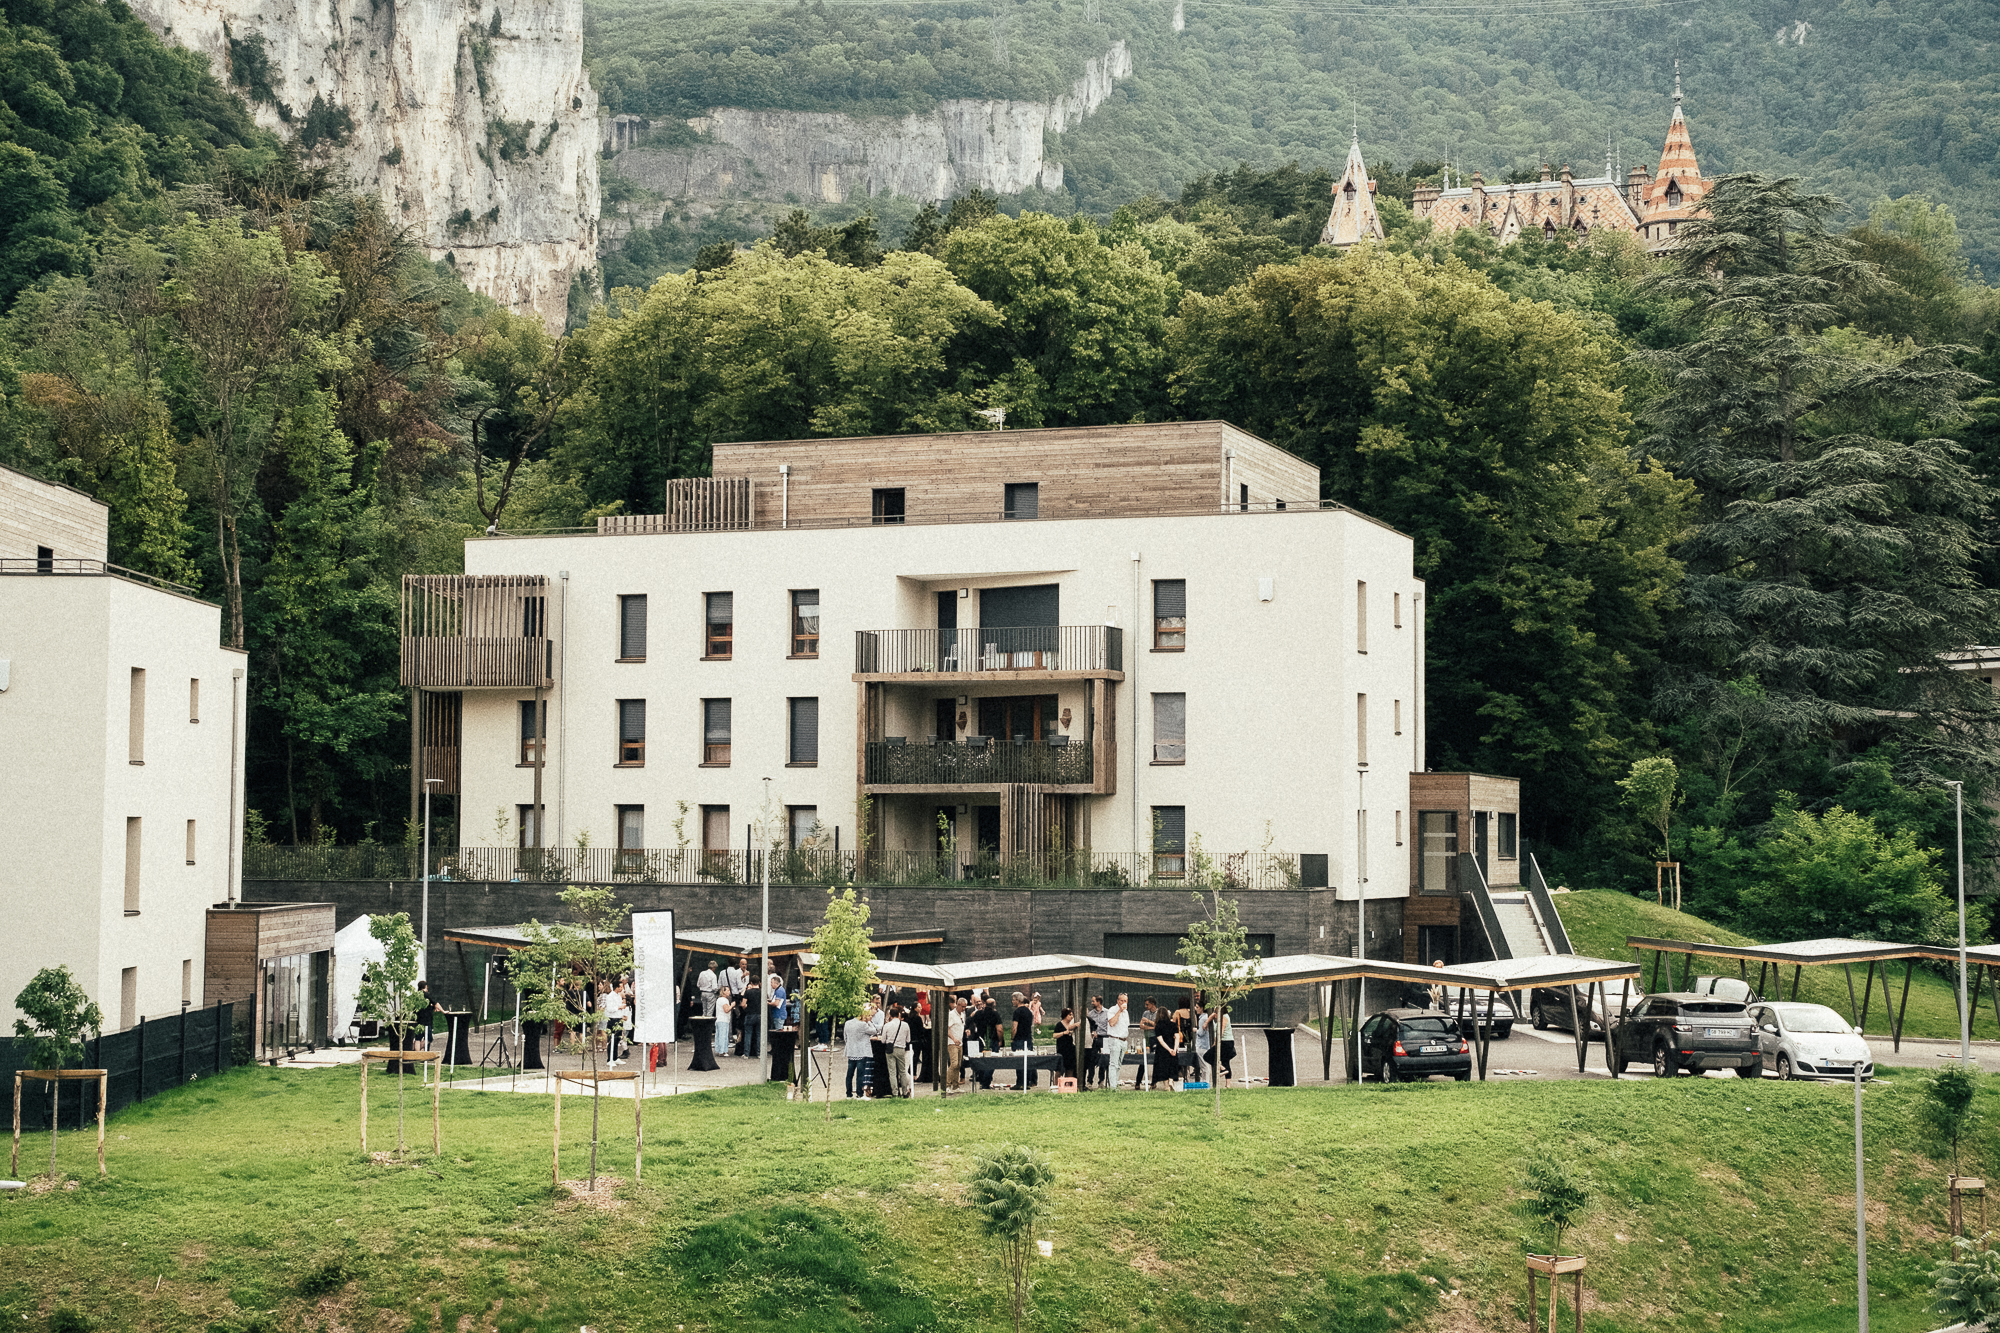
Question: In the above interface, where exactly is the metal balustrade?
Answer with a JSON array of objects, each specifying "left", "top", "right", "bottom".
[
  {"left": 854, "top": 625, "right": 1123, "bottom": 675},
  {"left": 864, "top": 737, "right": 1096, "bottom": 786}
]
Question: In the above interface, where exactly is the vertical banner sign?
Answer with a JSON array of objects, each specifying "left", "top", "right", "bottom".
[{"left": 631, "top": 910, "right": 676, "bottom": 1045}]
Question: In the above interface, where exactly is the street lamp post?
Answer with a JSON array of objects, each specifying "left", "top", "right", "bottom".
[
  {"left": 421, "top": 777, "right": 443, "bottom": 983},
  {"left": 759, "top": 776, "right": 774, "bottom": 1085},
  {"left": 1355, "top": 767, "right": 1367, "bottom": 1085},
  {"left": 1855, "top": 1064, "right": 1870, "bottom": 1333},
  {"left": 1948, "top": 780, "right": 1968, "bottom": 1062}
]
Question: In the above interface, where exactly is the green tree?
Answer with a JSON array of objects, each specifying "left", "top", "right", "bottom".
[
  {"left": 1175, "top": 876, "right": 1262, "bottom": 1121},
  {"left": 800, "top": 886, "right": 877, "bottom": 1120},
  {"left": 1520, "top": 1150, "right": 1592, "bottom": 1260},
  {"left": 940, "top": 212, "right": 1176, "bottom": 427},
  {"left": 1844, "top": 196, "right": 1973, "bottom": 344},
  {"left": 353, "top": 912, "right": 421, "bottom": 1157},
  {"left": 1617, "top": 756, "right": 1680, "bottom": 863},
  {"left": 11, "top": 965, "right": 103, "bottom": 1178},
  {"left": 1635, "top": 175, "right": 1999, "bottom": 755},
  {"left": 1916, "top": 1064, "right": 1982, "bottom": 1179},
  {"left": 967, "top": 1144, "right": 1055, "bottom": 1333},
  {"left": 1738, "top": 799, "right": 1953, "bottom": 944},
  {"left": 1171, "top": 247, "right": 1688, "bottom": 848},
  {"left": 1931, "top": 1234, "right": 2000, "bottom": 1326},
  {"left": 518, "top": 886, "right": 633, "bottom": 1188}
]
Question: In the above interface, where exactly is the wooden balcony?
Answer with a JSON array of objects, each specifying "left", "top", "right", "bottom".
[
  {"left": 862, "top": 737, "right": 1109, "bottom": 794},
  {"left": 400, "top": 574, "right": 554, "bottom": 689}
]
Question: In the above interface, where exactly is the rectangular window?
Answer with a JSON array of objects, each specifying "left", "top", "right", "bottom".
[
  {"left": 182, "top": 959, "right": 192, "bottom": 1007},
  {"left": 704, "top": 592, "right": 733, "bottom": 658},
  {"left": 1004, "top": 482, "right": 1039, "bottom": 520},
  {"left": 701, "top": 805, "right": 730, "bottom": 851},
  {"left": 617, "top": 699, "right": 646, "bottom": 765},
  {"left": 1394, "top": 699, "right": 1402, "bottom": 736},
  {"left": 1152, "top": 805, "right": 1186, "bottom": 877},
  {"left": 1394, "top": 591, "right": 1403, "bottom": 629},
  {"left": 1356, "top": 808, "right": 1368, "bottom": 884},
  {"left": 1238, "top": 482, "right": 1249, "bottom": 512},
  {"left": 790, "top": 589, "right": 820, "bottom": 657},
  {"left": 129, "top": 667, "right": 146, "bottom": 764},
  {"left": 518, "top": 700, "right": 545, "bottom": 765},
  {"left": 618, "top": 594, "right": 647, "bottom": 660},
  {"left": 522, "top": 596, "right": 546, "bottom": 638},
  {"left": 517, "top": 803, "right": 541, "bottom": 849},
  {"left": 703, "top": 698, "right": 732, "bottom": 765},
  {"left": 872, "top": 487, "right": 906, "bottom": 525},
  {"left": 189, "top": 678, "right": 200, "bottom": 723},
  {"left": 1152, "top": 692, "right": 1186, "bottom": 763},
  {"left": 788, "top": 697, "right": 819, "bottom": 765},
  {"left": 788, "top": 805, "right": 819, "bottom": 849},
  {"left": 1356, "top": 693, "right": 1368, "bottom": 766},
  {"left": 124, "top": 817, "right": 141, "bottom": 913},
  {"left": 617, "top": 805, "right": 644, "bottom": 849},
  {"left": 1356, "top": 581, "right": 1368, "bottom": 653},
  {"left": 185, "top": 819, "right": 197, "bottom": 865},
  {"left": 36, "top": 544, "right": 52, "bottom": 573},
  {"left": 1153, "top": 579, "right": 1186, "bottom": 650},
  {"left": 1498, "top": 811, "right": 1518, "bottom": 859},
  {"left": 1395, "top": 810, "right": 1405, "bottom": 846},
  {"left": 1418, "top": 812, "right": 1459, "bottom": 894},
  {"left": 120, "top": 967, "right": 137, "bottom": 1031}
]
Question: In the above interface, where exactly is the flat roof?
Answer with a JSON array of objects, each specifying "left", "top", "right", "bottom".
[
  {"left": 803, "top": 950, "right": 1640, "bottom": 994},
  {"left": 1626, "top": 935, "right": 1933, "bottom": 965},
  {"left": 444, "top": 922, "right": 942, "bottom": 956}
]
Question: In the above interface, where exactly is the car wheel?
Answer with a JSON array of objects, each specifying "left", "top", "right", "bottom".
[
  {"left": 1735, "top": 1057, "right": 1762, "bottom": 1079},
  {"left": 1777, "top": 1054, "right": 1795, "bottom": 1081},
  {"left": 1383, "top": 1061, "right": 1402, "bottom": 1084},
  {"left": 1653, "top": 1043, "right": 1677, "bottom": 1079},
  {"left": 1454, "top": 1068, "right": 1471, "bottom": 1082},
  {"left": 1496, "top": 1025, "right": 1513, "bottom": 1040},
  {"left": 1609, "top": 1037, "right": 1628, "bottom": 1075},
  {"left": 1532, "top": 1005, "right": 1550, "bottom": 1030}
]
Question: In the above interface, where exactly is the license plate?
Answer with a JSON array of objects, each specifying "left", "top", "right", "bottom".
[
  {"left": 1420, "top": 1044, "right": 1447, "bottom": 1054},
  {"left": 1705, "top": 1028, "right": 1737, "bottom": 1037}
]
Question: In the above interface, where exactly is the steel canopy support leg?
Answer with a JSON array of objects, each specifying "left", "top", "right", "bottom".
[
  {"left": 1859, "top": 960, "right": 1878, "bottom": 1033},
  {"left": 1845, "top": 964, "right": 1861, "bottom": 1030},
  {"left": 1568, "top": 987, "right": 1585, "bottom": 1073},
  {"left": 1894, "top": 959, "right": 1914, "bottom": 1053}
]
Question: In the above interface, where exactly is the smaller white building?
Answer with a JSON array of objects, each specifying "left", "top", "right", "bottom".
[{"left": 0, "top": 465, "right": 247, "bottom": 1031}]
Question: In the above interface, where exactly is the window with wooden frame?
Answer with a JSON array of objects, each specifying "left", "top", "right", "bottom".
[
  {"left": 702, "top": 698, "right": 731, "bottom": 765},
  {"left": 1152, "top": 692, "right": 1185, "bottom": 763},
  {"left": 872, "top": 488, "right": 905, "bottom": 525},
  {"left": 1417, "top": 812, "right": 1458, "bottom": 894},
  {"left": 790, "top": 589, "right": 820, "bottom": 657},
  {"left": 1152, "top": 805, "right": 1186, "bottom": 877},
  {"left": 618, "top": 594, "right": 647, "bottom": 661},
  {"left": 518, "top": 699, "right": 545, "bottom": 765},
  {"left": 1153, "top": 579, "right": 1186, "bottom": 650},
  {"left": 704, "top": 592, "right": 733, "bottom": 658},
  {"left": 616, "top": 805, "right": 645, "bottom": 871},
  {"left": 1498, "top": 812, "right": 1518, "bottom": 860},
  {"left": 700, "top": 806, "right": 731, "bottom": 870},
  {"left": 617, "top": 698, "right": 646, "bottom": 765}
]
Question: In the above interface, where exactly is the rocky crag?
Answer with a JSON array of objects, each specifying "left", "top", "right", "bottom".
[
  {"left": 602, "top": 41, "right": 1130, "bottom": 212},
  {"left": 131, "top": 0, "right": 599, "bottom": 332}
]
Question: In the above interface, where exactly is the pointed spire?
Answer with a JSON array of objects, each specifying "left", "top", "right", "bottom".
[
  {"left": 1672, "top": 58, "right": 1684, "bottom": 122},
  {"left": 1319, "top": 125, "right": 1384, "bottom": 249}
]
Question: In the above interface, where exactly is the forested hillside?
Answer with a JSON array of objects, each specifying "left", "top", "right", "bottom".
[{"left": 584, "top": 0, "right": 2000, "bottom": 274}]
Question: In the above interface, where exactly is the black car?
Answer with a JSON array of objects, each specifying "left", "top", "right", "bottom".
[
  {"left": 1607, "top": 993, "right": 1762, "bottom": 1079},
  {"left": 1528, "top": 985, "right": 1641, "bottom": 1035},
  {"left": 1346, "top": 1008, "right": 1473, "bottom": 1083}
]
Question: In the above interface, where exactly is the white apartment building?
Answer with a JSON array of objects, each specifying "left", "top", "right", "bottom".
[
  {"left": 409, "top": 422, "right": 1427, "bottom": 903},
  {"left": 0, "top": 465, "right": 247, "bottom": 1031}
]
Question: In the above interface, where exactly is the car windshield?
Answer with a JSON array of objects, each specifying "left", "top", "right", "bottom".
[
  {"left": 1681, "top": 1002, "right": 1747, "bottom": 1016},
  {"left": 1777, "top": 1004, "right": 1851, "bottom": 1034},
  {"left": 1398, "top": 1018, "right": 1456, "bottom": 1037}
]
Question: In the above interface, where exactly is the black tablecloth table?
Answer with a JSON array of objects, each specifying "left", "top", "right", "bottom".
[
  {"left": 689, "top": 1018, "right": 719, "bottom": 1072},
  {"left": 521, "top": 1020, "right": 546, "bottom": 1071},
  {"left": 769, "top": 1029, "right": 798, "bottom": 1083},
  {"left": 1265, "top": 1026, "right": 1296, "bottom": 1087},
  {"left": 964, "top": 1051, "right": 1068, "bottom": 1089},
  {"left": 440, "top": 1011, "right": 474, "bottom": 1066}
]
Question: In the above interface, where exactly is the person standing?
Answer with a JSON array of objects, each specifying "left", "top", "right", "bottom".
[
  {"left": 969, "top": 996, "right": 1003, "bottom": 1090},
  {"left": 767, "top": 971, "right": 787, "bottom": 1042},
  {"left": 909, "top": 995, "right": 931, "bottom": 1085},
  {"left": 722, "top": 957, "right": 749, "bottom": 1051},
  {"left": 842, "top": 1009, "right": 873, "bottom": 1099},
  {"left": 1029, "top": 991, "right": 1046, "bottom": 1031},
  {"left": 1151, "top": 1000, "right": 1180, "bottom": 1091},
  {"left": 697, "top": 960, "right": 719, "bottom": 1020},
  {"left": 1104, "top": 994, "right": 1131, "bottom": 1091},
  {"left": 1010, "top": 991, "right": 1038, "bottom": 1090},
  {"left": 946, "top": 995, "right": 968, "bottom": 1091},
  {"left": 1189, "top": 1000, "right": 1210, "bottom": 1087},
  {"left": 714, "top": 980, "right": 734, "bottom": 1061},
  {"left": 1083, "top": 996, "right": 1109, "bottom": 1088},
  {"left": 1218, "top": 1009, "right": 1236, "bottom": 1086},
  {"left": 881, "top": 1003, "right": 913, "bottom": 1098},
  {"left": 1055, "top": 1006, "right": 1078, "bottom": 1083},
  {"left": 414, "top": 980, "right": 436, "bottom": 1051},
  {"left": 601, "top": 982, "right": 629, "bottom": 1065},
  {"left": 1136, "top": 999, "right": 1159, "bottom": 1090},
  {"left": 742, "top": 970, "right": 762, "bottom": 1060}
]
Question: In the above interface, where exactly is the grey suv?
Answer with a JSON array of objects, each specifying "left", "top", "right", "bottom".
[{"left": 1608, "top": 993, "right": 1762, "bottom": 1079}]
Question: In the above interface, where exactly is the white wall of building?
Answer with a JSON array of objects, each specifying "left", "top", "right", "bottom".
[
  {"left": 458, "top": 507, "right": 1422, "bottom": 900},
  {"left": 0, "top": 576, "right": 245, "bottom": 1030}
]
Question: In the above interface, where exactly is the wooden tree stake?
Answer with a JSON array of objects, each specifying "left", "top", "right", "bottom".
[
  {"left": 360, "top": 1055, "right": 369, "bottom": 1152},
  {"left": 11, "top": 1074, "right": 20, "bottom": 1178}
]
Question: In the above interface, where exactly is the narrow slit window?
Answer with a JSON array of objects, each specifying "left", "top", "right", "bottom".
[
  {"left": 185, "top": 818, "right": 197, "bottom": 865},
  {"left": 1498, "top": 812, "right": 1519, "bottom": 860},
  {"left": 791, "top": 589, "right": 820, "bottom": 657},
  {"left": 1153, "top": 579, "right": 1186, "bottom": 649},
  {"left": 129, "top": 667, "right": 146, "bottom": 764},
  {"left": 189, "top": 678, "right": 200, "bottom": 723},
  {"left": 703, "top": 698, "right": 732, "bottom": 765},
  {"left": 704, "top": 592, "right": 733, "bottom": 658},
  {"left": 1395, "top": 810, "right": 1404, "bottom": 846},
  {"left": 619, "top": 594, "right": 647, "bottom": 660},
  {"left": 1393, "top": 699, "right": 1402, "bottom": 736},
  {"left": 124, "top": 817, "right": 141, "bottom": 913},
  {"left": 1356, "top": 693, "right": 1368, "bottom": 766},
  {"left": 617, "top": 699, "right": 646, "bottom": 765},
  {"left": 1356, "top": 581, "right": 1368, "bottom": 653},
  {"left": 518, "top": 700, "right": 545, "bottom": 765},
  {"left": 1393, "top": 591, "right": 1402, "bottom": 629},
  {"left": 1238, "top": 482, "right": 1249, "bottom": 512}
]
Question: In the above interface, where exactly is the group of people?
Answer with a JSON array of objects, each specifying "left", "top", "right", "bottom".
[
  {"left": 832, "top": 987, "right": 1239, "bottom": 1096},
  {"left": 692, "top": 955, "right": 798, "bottom": 1060}
]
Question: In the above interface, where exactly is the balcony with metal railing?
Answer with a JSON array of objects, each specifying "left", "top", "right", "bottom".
[
  {"left": 400, "top": 574, "right": 555, "bottom": 689},
  {"left": 863, "top": 736, "right": 1096, "bottom": 790},
  {"left": 853, "top": 625, "right": 1123, "bottom": 680},
  {"left": 0, "top": 556, "right": 203, "bottom": 598}
]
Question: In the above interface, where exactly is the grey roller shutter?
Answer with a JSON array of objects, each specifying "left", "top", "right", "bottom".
[
  {"left": 704, "top": 698, "right": 731, "bottom": 743},
  {"left": 619, "top": 699, "right": 646, "bottom": 742},
  {"left": 1154, "top": 580, "right": 1186, "bottom": 618},
  {"left": 1152, "top": 805, "right": 1185, "bottom": 854},
  {"left": 620, "top": 595, "right": 647, "bottom": 659},
  {"left": 789, "top": 697, "right": 819, "bottom": 764}
]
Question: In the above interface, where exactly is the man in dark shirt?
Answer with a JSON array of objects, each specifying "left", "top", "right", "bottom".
[
  {"left": 969, "top": 996, "right": 1003, "bottom": 1089},
  {"left": 1011, "top": 991, "right": 1038, "bottom": 1089}
]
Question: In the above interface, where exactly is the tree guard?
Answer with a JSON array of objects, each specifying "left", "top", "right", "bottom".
[
  {"left": 360, "top": 1049, "right": 442, "bottom": 1156},
  {"left": 11, "top": 1070, "right": 107, "bottom": 1179}
]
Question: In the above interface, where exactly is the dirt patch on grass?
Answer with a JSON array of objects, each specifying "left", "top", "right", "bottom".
[
  {"left": 457, "top": 1236, "right": 500, "bottom": 1249},
  {"left": 1104, "top": 1229, "right": 1173, "bottom": 1278},
  {"left": 559, "top": 1174, "right": 626, "bottom": 1210},
  {"left": 23, "top": 1176, "right": 78, "bottom": 1194}
]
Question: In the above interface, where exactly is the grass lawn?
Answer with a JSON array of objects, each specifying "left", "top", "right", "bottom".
[
  {"left": 1555, "top": 890, "right": 1996, "bottom": 1044},
  {"left": 0, "top": 1056, "right": 1986, "bottom": 1333}
]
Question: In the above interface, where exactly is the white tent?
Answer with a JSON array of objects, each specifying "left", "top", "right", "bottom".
[{"left": 332, "top": 915, "right": 384, "bottom": 1040}]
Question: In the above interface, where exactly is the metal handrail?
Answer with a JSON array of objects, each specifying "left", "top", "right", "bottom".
[
  {"left": 0, "top": 557, "right": 199, "bottom": 596},
  {"left": 855, "top": 625, "right": 1123, "bottom": 674},
  {"left": 864, "top": 737, "right": 1095, "bottom": 786}
]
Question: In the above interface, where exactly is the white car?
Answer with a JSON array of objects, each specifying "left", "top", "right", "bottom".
[{"left": 1748, "top": 1002, "right": 1875, "bottom": 1081}]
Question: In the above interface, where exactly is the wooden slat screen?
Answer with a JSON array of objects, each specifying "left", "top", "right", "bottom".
[
  {"left": 400, "top": 574, "right": 553, "bottom": 687},
  {"left": 664, "top": 476, "right": 753, "bottom": 531}
]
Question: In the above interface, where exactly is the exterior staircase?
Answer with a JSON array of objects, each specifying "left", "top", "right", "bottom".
[
  {"left": 1488, "top": 894, "right": 1553, "bottom": 959},
  {"left": 1458, "top": 852, "right": 1574, "bottom": 961}
]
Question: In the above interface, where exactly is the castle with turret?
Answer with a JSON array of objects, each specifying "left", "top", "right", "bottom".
[{"left": 1322, "top": 67, "right": 1711, "bottom": 256}]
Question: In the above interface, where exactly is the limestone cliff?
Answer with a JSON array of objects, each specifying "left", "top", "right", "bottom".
[
  {"left": 130, "top": 0, "right": 598, "bottom": 332},
  {"left": 605, "top": 41, "right": 1129, "bottom": 209}
]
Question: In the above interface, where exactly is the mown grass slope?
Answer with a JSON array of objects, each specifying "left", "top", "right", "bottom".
[
  {"left": 1555, "top": 889, "right": 1996, "bottom": 1042},
  {"left": 0, "top": 1058, "right": 1985, "bottom": 1332}
]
